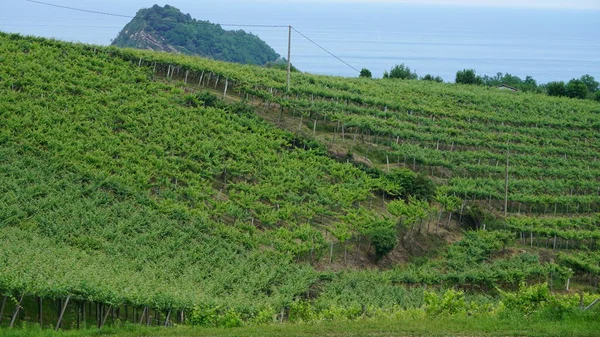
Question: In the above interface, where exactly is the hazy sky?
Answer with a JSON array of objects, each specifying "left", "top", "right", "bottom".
[{"left": 266, "top": 0, "right": 599, "bottom": 9}]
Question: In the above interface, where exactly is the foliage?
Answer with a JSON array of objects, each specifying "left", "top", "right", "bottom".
[
  {"left": 565, "top": 78, "right": 589, "bottom": 99},
  {"left": 112, "top": 5, "right": 279, "bottom": 65},
  {"left": 387, "top": 197, "right": 430, "bottom": 230},
  {"left": 423, "top": 289, "right": 494, "bottom": 317},
  {"left": 481, "top": 72, "right": 539, "bottom": 92},
  {"left": 195, "top": 91, "right": 221, "bottom": 107},
  {"left": 2, "top": 32, "right": 600, "bottom": 332},
  {"left": 378, "top": 169, "right": 436, "bottom": 201},
  {"left": 546, "top": 81, "right": 566, "bottom": 97},
  {"left": 368, "top": 225, "right": 397, "bottom": 260},
  {"left": 191, "top": 304, "right": 244, "bottom": 328},
  {"left": 495, "top": 282, "right": 589, "bottom": 320},
  {"left": 455, "top": 69, "right": 483, "bottom": 85},
  {"left": 288, "top": 299, "right": 319, "bottom": 322},
  {"left": 579, "top": 74, "right": 599, "bottom": 93},
  {"left": 383, "top": 63, "right": 418, "bottom": 80},
  {"left": 421, "top": 74, "right": 443, "bottom": 82},
  {"left": 265, "top": 59, "right": 299, "bottom": 72},
  {"left": 359, "top": 68, "right": 372, "bottom": 78}
]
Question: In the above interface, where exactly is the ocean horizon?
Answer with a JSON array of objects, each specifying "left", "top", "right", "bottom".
[{"left": 2, "top": 1, "right": 599, "bottom": 83}]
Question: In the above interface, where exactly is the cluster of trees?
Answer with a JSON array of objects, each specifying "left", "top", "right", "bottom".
[
  {"left": 455, "top": 69, "right": 599, "bottom": 101},
  {"left": 545, "top": 75, "right": 599, "bottom": 100},
  {"left": 112, "top": 5, "right": 280, "bottom": 65},
  {"left": 361, "top": 64, "right": 443, "bottom": 82},
  {"left": 364, "top": 63, "right": 599, "bottom": 102}
]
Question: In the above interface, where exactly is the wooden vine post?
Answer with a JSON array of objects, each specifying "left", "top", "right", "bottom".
[
  {"left": 55, "top": 295, "right": 71, "bottom": 331},
  {"left": 37, "top": 296, "right": 43, "bottom": 327},
  {"left": 9, "top": 293, "right": 24, "bottom": 328},
  {"left": 0, "top": 295, "right": 7, "bottom": 325}
]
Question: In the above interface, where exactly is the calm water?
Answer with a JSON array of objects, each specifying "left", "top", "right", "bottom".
[{"left": 3, "top": 1, "right": 599, "bottom": 82}]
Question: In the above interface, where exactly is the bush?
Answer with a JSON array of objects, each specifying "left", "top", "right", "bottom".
[
  {"left": 499, "top": 282, "right": 551, "bottom": 315},
  {"left": 191, "top": 304, "right": 243, "bottom": 327},
  {"left": 546, "top": 81, "right": 566, "bottom": 97},
  {"left": 196, "top": 91, "right": 220, "bottom": 107},
  {"left": 378, "top": 168, "right": 436, "bottom": 201},
  {"left": 424, "top": 289, "right": 467, "bottom": 316},
  {"left": 251, "top": 307, "right": 276, "bottom": 324},
  {"left": 383, "top": 64, "right": 418, "bottom": 80},
  {"left": 566, "top": 79, "right": 589, "bottom": 99},
  {"left": 288, "top": 299, "right": 318, "bottom": 322},
  {"left": 455, "top": 69, "right": 483, "bottom": 85},
  {"left": 359, "top": 68, "right": 372, "bottom": 78},
  {"left": 368, "top": 225, "right": 397, "bottom": 260},
  {"left": 580, "top": 74, "right": 599, "bottom": 93},
  {"left": 184, "top": 94, "right": 200, "bottom": 107},
  {"left": 421, "top": 74, "right": 443, "bottom": 82}
]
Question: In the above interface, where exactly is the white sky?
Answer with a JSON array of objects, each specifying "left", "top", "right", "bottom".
[{"left": 290, "top": 0, "right": 600, "bottom": 10}]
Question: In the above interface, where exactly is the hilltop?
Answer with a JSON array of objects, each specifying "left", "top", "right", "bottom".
[
  {"left": 0, "top": 32, "right": 599, "bottom": 334},
  {"left": 111, "top": 4, "right": 280, "bottom": 65}
]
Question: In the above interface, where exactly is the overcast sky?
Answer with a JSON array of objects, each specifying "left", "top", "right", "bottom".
[{"left": 267, "top": 0, "right": 599, "bottom": 9}]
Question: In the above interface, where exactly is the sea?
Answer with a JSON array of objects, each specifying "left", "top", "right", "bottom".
[{"left": 3, "top": 1, "right": 599, "bottom": 83}]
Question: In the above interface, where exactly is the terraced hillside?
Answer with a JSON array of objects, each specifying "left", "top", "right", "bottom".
[{"left": 0, "top": 32, "right": 598, "bottom": 330}]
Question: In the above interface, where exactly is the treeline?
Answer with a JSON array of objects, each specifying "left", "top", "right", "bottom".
[
  {"left": 455, "top": 69, "right": 599, "bottom": 101},
  {"left": 111, "top": 5, "right": 280, "bottom": 66},
  {"left": 362, "top": 64, "right": 600, "bottom": 102}
]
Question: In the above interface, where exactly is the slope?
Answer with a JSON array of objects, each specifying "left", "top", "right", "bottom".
[{"left": 0, "top": 32, "right": 598, "bottom": 329}]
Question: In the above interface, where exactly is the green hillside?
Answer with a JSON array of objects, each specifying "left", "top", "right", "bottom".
[
  {"left": 112, "top": 5, "right": 280, "bottom": 66},
  {"left": 0, "top": 32, "right": 599, "bottom": 332}
]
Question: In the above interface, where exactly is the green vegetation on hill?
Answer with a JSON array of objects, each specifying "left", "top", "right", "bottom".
[
  {"left": 111, "top": 5, "right": 280, "bottom": 65},
  {"left": 1, "top": 32, "right": 599, "bottom": 334}
]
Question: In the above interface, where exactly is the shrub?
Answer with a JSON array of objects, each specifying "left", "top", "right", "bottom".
[
  {"left": 383, "top": 64, "right": 418, "bottom": 80},
  {"left": 191, "top": 304, "right": 243, "bottom": 327},
  {"left": 546, "top": 81, "right": 566, "bottom": 97},
  {"left": 422, "top": 74, "right": 444, "bottom": 82},
  {"left": 368, "top": 225, "right": 397, "bottom": 260},
  {"left": 566, "top": 79, "right": 589, "bottom": 99},
  {"left": 359, "top": 68, "right": 372, "bottom": 78},
  {"left": 378, "top": 168, "right": 436, "bottom": 201},
  {"left": 455, "top": 69, "right": 483, "bottom": 85},
  {"left": 288, "top": 299, "right": 318, "bottom": 322}
]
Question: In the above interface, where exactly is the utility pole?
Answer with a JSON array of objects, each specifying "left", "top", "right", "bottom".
[{"left": 287, "top": 25, "right": 292, "bottom": 92}]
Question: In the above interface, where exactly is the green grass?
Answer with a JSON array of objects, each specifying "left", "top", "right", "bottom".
[{"left": 3, "top": 314, "right": 600, "bottom": 337}]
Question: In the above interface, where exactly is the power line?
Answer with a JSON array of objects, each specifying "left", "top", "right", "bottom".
[
  {"left": 25, "top": 0, "right": 361, "bottom": 74},
  {"left": 26, "top": 0, "right": 133, "bottom": 19},
  {"left": 292, "top": 27, "right": 360, "bottom": 74},
  {"left": 25, "top": 0, "right": 289, "bottom": 28}
]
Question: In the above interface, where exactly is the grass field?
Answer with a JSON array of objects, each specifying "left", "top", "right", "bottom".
[{"left": 3, "top": 314, "right": 600, "bottom": 337}]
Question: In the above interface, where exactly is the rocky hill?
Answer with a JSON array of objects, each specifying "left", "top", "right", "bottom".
[{"left": 111, "top": 4, "right": 280, "bottom": 65}]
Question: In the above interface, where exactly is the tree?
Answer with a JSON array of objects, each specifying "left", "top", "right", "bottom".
[
  {"left": 422, "top": 74, "right": 443, "bottom": 82},
  {"left": 594, "top": 91, "right": 600, "bottom": 102},
  {"left": 378, "top": 168, "right": 436, "bottom": 201},
  {"left": 522, "top": 76, "right": 538, "bottom": 92},
  {"left": 368, "top": 223, "right": 397, "bottom": 261},
  {"left": 359, "top": 68, "right": 372, "bottom": 78},
  {"left": 383, "top": 64, "right": 418, "bottom": 80},
  {"left": 455, "top": 69, "right": 483, "bottom": 85},
  {"left": 565, "top": 79, "right": 588, "bottom": 99},
  {"left": 546, "top": 81, "right": 566, "bottom": 97},
  {"left": 580, "top": 74, "right": 599, "bottom": 93}
]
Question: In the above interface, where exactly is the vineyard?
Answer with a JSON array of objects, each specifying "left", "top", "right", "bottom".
[{"left": 0, "top": 32, "right": 599, "bottom": 331}]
